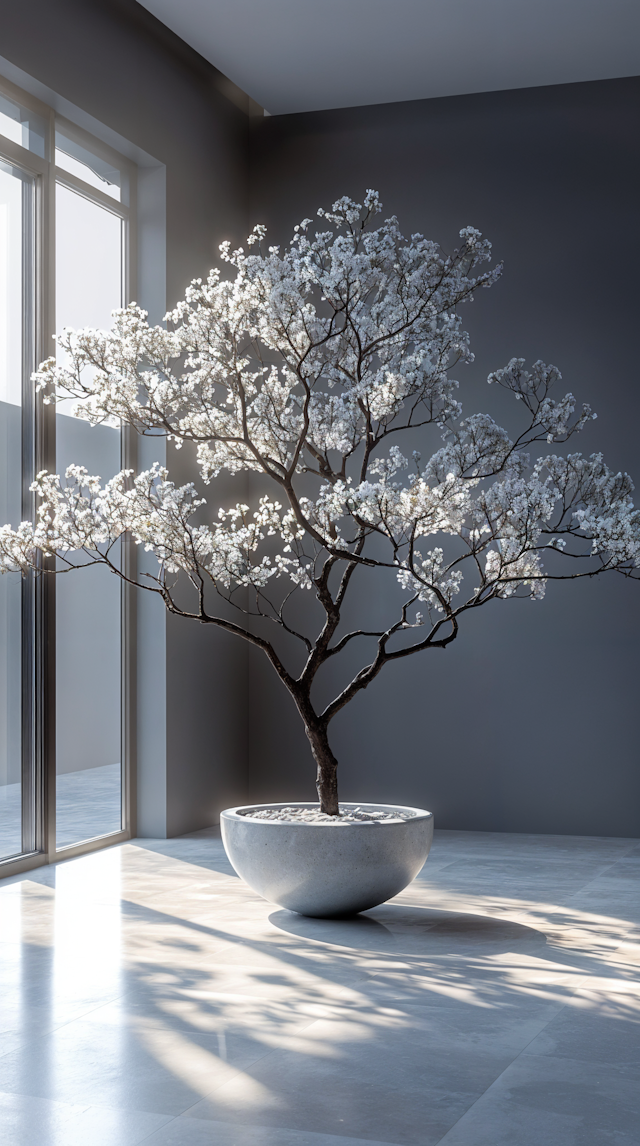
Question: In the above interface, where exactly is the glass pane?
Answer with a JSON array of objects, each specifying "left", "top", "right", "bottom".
[
  {"left": 0, "top": 92, "right": 46, "bottom": 158},
  {"left": 0, "top": 162, "right": 33, "bottom": 859},
  {"left": 55, "top": 131, "right": 122, "bottom": 202},
  {"left": 55, "top": 183, "right": 123, "bottom": 849}
]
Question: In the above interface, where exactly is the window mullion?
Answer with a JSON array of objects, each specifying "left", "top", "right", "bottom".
[
  {"left": 40, "top": 106, "right": 56, "bottom": 861},
  {"left": 53, "top": 168, "right": 129, "bottom": 218}
]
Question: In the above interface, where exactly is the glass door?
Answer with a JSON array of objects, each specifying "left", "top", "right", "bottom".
[{"left": 54, "top": 176, "right": 124, "bottom": 850}]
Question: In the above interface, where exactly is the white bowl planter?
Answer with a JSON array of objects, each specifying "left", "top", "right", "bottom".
[{"left": 220, "top": 802, "right": 434, "bottom": 918}]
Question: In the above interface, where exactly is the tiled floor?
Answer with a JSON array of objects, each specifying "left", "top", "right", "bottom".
[
  {"left": 0, "top": 763, "right": 121, "bottom": 858},
  {"left": 0, "top": 828, "right": 639, "bottom": 1145}
]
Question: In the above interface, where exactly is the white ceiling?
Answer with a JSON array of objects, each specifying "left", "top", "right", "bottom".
[{"left": 137, "top": 0, "right": 640, "bottom": 115}]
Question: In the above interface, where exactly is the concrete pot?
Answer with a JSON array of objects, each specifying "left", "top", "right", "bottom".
[{"left": 220, "top": 801, "right": 434, "bottom": 917}]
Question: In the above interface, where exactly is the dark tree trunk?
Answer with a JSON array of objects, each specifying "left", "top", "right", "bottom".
[{"left": 304, "top": 721, "right": 339, "bottom": 816}]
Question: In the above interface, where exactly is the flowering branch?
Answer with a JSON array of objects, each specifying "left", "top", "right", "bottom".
[{"left": 1, "top": 192, "right": 638, "bottom": 814}]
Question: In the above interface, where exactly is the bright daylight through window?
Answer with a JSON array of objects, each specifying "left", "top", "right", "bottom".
[
  {"left": 0, "top": 81, "right": 132, "bottom": 864},
  {"left": 54, "top": 161, "right": 124, "bottom": 849}
]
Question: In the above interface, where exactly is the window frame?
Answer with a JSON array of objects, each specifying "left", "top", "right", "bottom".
[{"left": 0, "top": 75, "right": 136, "bottom": 876}]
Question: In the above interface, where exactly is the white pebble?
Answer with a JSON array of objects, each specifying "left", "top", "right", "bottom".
[{"left": 241, "top": 805, "right": 413, "bottom": 824}]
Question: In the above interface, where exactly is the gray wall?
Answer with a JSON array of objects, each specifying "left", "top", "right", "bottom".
[
  {"left": 248, "top": 78, "right": 640, "bottom": 837},
  {"left": 0, "top": 0, "right": 252, "bottom": 833},
  {"left": 3, "top": 3, "right": 639, "bottom": 837}
]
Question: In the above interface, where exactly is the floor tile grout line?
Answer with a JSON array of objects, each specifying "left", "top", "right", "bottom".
[
  {"left": 134, "top": 1112, "right": 181, "bottom": 1146},
  {"left": 430, "top": 979, "right": 590, "bottom": 1146},
  {"left": 0, "top": 991, "right": 132, "bottom": 1064},
  {"left": 176, "top": 1020, "right": 329, "bottom": 1119},
  {"left": 562, "top": 846, "right": 640, "bottom": 893},
  {"left": 132, "top": 1113, "right": 406, "bottom": 1146},
  {"left": 555, "top": 865, "right": 640, "bottom": 928}
]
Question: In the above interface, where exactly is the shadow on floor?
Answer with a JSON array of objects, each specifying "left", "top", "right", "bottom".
[{"left": 269, "top": 904, "right": 544, "bottom": 956}]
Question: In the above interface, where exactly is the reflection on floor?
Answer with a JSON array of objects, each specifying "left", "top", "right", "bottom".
[
  {"left": 0, "top": 763, "right": 121, "bottom": 858},
  {"left": 0, "top": 828, "right": 639, "bottom": 1146}
]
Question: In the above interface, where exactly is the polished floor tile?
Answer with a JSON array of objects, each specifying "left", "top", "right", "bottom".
[
  {"left": 0, "top": 1090, "right": 171, "bottom": 1146},
  {"left": 0, "top": 828, "right": 639, "bottom": 1145},
  {"left": 435, "top": 1054, "right": 640, "bottom": 1145},
  {"left": 142, "top": 1116, "right": 398, "bottom": 1146}
]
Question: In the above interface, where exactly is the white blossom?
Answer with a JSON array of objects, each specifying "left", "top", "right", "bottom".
[
  {"left": 2, "top": 191, "right": 638, "bottom": 643},
  {"left": 397, "top": 548, "right": 464, "bottom": 610}
]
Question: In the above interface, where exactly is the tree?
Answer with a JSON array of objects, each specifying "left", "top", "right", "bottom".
[{"left": 2, "top": 192, "right": 639, "bottom": 815}]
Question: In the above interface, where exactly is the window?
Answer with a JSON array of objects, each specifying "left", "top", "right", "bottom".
[
  {"left": 0, "top": 79, "right": 135, "bottom": 870},
  {"left": 54, "top": 131, "right": 129, "bottom": 850}
]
